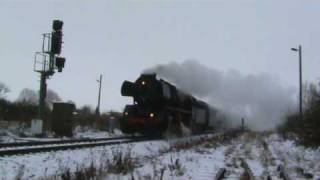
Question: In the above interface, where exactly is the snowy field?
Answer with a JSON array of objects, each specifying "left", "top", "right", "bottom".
[{"left": 0, "top": 132, "right": 320, "bottom": 179}]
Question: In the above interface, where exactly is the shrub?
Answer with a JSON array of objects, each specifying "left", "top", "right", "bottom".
[
  {"left": 107, "top": 147, "right": 138, "bottom": 175},
  {"left": 279, "top": 83, "right": 320, "bottom": 147}
]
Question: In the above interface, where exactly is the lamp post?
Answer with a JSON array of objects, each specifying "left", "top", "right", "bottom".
[{"left": 291, "top": 45, "right": 302, "bottom": 121}]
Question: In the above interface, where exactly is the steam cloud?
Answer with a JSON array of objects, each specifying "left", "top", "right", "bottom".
[{"left": 144, "top": 60, "right": 296, "bottom": 130}]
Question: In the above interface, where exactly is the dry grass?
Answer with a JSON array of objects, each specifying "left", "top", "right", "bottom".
[
  {"left": 14, "top": 165, "right": 25, "bottom": 180},
  {"left": 106, "top": 147, "right": 139, "bottom": 175},
  {"left": 37, "top": 146, "right": 139, "bottom": 180},
  {"left": 133, "top": 165, "right": 166, "bottom": 180},
  {"left": 168, "top": 156, "right": 184, "bottom": 176},
  {"left": 16, "top": 130, "right": 244, "bottom": 179}
]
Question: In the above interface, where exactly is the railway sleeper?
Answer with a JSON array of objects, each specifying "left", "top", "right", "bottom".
[
  {"left": 277, "top": 165, "right": 291, "bottom": 180},
  {"left": 295, "top": 167, "right": 314, "bottom": 179},
  {"left": 215, "top": 168, "right": 227, "bottom": 180},
  {"left": 240, "top": 158, "right": 255, "bottom": 180}
]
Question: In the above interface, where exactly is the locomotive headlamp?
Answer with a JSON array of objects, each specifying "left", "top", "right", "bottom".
[
  {"left": 141, "top": 81, "right": 146, "bottom": 85},
  {"left": 124, "top": 112, "right": 128, "bottom": 116},
  {"left": 149, "top": 113, "right": 154, "bottom": 118}
]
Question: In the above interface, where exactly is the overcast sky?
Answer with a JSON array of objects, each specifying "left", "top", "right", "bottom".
[{"left": 0, "top": 0, "right": 319, "bottom": 112}]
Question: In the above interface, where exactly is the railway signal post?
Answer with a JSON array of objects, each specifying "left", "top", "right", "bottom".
[{"left": 33, "top": 20, "right": 66, "bottom": 134}]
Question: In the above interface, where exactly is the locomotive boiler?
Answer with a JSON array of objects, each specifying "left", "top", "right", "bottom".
[{"left": 120, "top": 74, "right": 212, "bottom": 135}]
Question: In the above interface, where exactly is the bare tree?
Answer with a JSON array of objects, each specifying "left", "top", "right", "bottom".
[
  {"left": 46, "top": 89, "right": 62, "bottom": 108},
  {"left": 0, "top": 82, "right": 9, "bottom": 98},
  {"left": 16, "top": 88, "right": 62, "bottom": 108},
  {"left": 303, "top": 83, "right": 320, "bottom": 111},
  {"left": 17, "top": 88, "right": 38, "bottom": 104}
]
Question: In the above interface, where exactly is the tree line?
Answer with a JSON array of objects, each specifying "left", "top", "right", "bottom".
[
  {"left": 279, "top": 82, "right": 320, "bottom": 147},
  {"left": 0, "top": 82, "right": 121, "bottom": 130}
]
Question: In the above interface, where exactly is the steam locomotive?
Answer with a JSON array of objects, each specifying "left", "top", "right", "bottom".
[{"left": 120, "top": 74, "right": 214, "bottom": 135}]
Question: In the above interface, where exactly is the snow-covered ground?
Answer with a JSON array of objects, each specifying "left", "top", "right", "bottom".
[
  {"left": 73, "top": 126, "right": 123, "bottom": 139},
  {"left": 0, "top": 121, "right": 31, "bottom": 143},
  {"left": 0, "top": 132, "right": 319, "bottom": 179},
  {"left": 0, "top": 121, "right": 122, "bottom": 143},
  {"left": 267, "top": 134, "right": 320, "bottom": 179}
]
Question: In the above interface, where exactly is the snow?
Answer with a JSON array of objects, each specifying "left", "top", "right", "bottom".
[
  {"left": 0, "top": 132, "right": 319, "bottom": 179},
  {"left": 246, "top": 159, "right": 264, "bottom": 176},
  {"left": 105, "top": 136, "right": 227, "bottom": 180},
  {"left": 267, "top": 134, "right": 320, "bottom": 179},
  {"left": 0, "top": 121, "right": 31, "bottom": 143},
  {"left": 0, "top": 140, "right": 169, "bottom": 179},
  {"left": 0, "top": 121, "right": 123, "bottom": 143}
]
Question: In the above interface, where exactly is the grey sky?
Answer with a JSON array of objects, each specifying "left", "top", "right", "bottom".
[{"left": 0, "top": 0, "right": 319, "bottom": 112}]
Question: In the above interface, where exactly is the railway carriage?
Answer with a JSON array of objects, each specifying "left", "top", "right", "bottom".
[{"left": 120, "top": 74, "right": 213, "bottom": 135}]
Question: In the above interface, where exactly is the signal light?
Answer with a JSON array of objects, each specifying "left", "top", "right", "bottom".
[
  {"left": 149, "top": 113, "right": 154, "bottom": 118},
  {"left": 51, "top": 20, "right": 63, "bottom": 55},
  {"left": 55, "top": 57, "right": 65, "bottom": 72},
  {"left": 52, "top": 20, "right": 63, "bottom": 31},
  {"left": 51, "top": 30, "right": 63, "bottom": 54},
  {"left": 142, "top": 81, "right": 146, "bottom": 85}
]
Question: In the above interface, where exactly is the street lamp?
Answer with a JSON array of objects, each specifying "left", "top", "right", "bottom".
[{"left": 291, "top": 45, "right": 302, "bottom": 121}]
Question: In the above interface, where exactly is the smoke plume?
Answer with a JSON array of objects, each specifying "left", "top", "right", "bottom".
[{"left": 144, "top": 60, "right": 296, "bottom": 130}]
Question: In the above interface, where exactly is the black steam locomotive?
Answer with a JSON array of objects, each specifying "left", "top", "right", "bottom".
[{"left": 120, "top": 74, "right": 213, "bottom": 135}]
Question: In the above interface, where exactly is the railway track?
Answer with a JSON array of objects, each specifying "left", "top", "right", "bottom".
[
  {"left": 0, "top": 136, "right": 141, "bottom": 148},
  {"left": 0, "top": 136, "right": 159, "bottom": 157},
  {"left": 240, "top": 158, "right": 255, "bottom": 180},
  {"left": 215, "top": 133, "right": 292, "bottom": 180},
  {"left": 0, "top": 132, "right": 217, "bottom": 157},
  {"left": 277, "top": 164, "right": 291, "bottom": 180},
  {"left": 215, "top": 163, "right": 291, "bottom": 180}
]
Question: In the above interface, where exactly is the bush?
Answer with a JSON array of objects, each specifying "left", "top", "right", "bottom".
[
  {"left": 279, "top": 83, "right": 320, "bottom": 147},
  {"left": 0, "top": 98, "right": 38, "bottom": 122}
]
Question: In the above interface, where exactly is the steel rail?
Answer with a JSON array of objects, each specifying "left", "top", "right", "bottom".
[
  {"left": 0, "top": 135, "right": 144, "bottom": 148},
  {"left": 0, "top": 137, "right": 159, "bottom": 157},
  {"left": 240, "top": 158, "right": 255, "bottom": 180},
  {"left": 215, "top": 168, "right": 227, "bottom": 180}
]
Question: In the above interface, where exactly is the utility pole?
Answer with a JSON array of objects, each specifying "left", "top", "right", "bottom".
[
  {"left": 34, "top": 20, "right": 66, "bottom": 132},
  {"left": 291, "top": 45, "right": 303, "bottom": 121},
  {"left": 96, "top": 74, "right": 103, "bottom": 116},
  {"left": 241, "top": 118, "right": 245, "bottom": 131}
]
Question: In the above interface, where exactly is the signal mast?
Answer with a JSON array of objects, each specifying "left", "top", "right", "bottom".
[{"left": 34, "top": 20, "right": 66, "bottom": 130}]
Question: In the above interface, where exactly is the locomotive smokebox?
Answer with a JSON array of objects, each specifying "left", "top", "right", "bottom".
[{"left": 121, "top": 81, "right": 141, "bottom": 97}]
